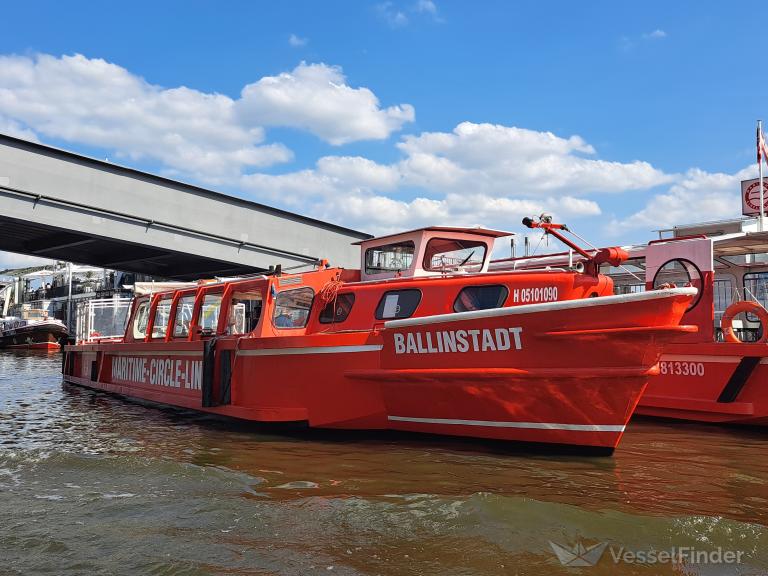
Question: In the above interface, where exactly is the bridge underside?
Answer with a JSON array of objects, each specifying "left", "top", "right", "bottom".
[
  {"left": 0, "top": 215, "right": 260, "bottom": 280},
  {"left": 0, "top": 134, "right": 369, "bottom": 279}
]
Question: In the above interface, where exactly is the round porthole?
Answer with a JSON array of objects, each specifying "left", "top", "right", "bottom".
[{"left": 652, "top": 258, "right": 703, "bottom": 311}]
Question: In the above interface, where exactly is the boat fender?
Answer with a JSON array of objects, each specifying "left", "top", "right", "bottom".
[{"left": 721, "top": 301, "right": 768, "bottom": 344}]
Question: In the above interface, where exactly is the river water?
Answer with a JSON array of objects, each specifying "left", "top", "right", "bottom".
[{"left": 1, "top": 350, "right": 767, "bottom": 576}]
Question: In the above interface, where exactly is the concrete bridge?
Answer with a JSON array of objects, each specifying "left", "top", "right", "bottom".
[{"left": 0, "top": 134, "right": 369, "bottom": 280}]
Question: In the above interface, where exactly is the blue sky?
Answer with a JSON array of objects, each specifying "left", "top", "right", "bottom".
[{"left": 1, "top": 0, "right": 767, "bottom": 269}]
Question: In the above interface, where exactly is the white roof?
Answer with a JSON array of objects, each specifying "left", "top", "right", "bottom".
[{"left": 353, "top": 226, "right": 514, "bottom": 245}]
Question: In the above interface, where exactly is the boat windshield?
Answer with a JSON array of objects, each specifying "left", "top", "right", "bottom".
[
  {"left": 423, "top": 238, "right": 486, "bottom": 271},
  {"left": 365, "top": 241, "right": 415, "bottom": 275}
]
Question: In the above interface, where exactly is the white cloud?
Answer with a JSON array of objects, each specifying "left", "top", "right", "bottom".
[
  {"left": 611, "top": 166, "right": 754, "bottom": 232},
  {"left": 377, "top": 2, "right": 409, "bottom": 27},
  {"left": 320, "top": 191, "right": 600, "bottom": 236},
  {"left": 644, "top": 29, "right": 667, "bottom": 39},
  {"left": 237, "top": 62, "right": 415, "bottom": 145},
  {"left": 414, "top": 0, "right": 437, "bottom": 14},
  {"left": 0, "top": 54, "right": 682, "bottom": 241},
  {"left": 395, "top": 122, "right": 672, "bottom": 195},
  {"left": 316, "top": 156, "right": 401, "bottom": 190},
  {"left": 235, "top": 121, "right": 676, "bottom": 234},
  {"left": 0, "top": 117, "right": 39, "bottom": 142},
  {"left": 289, "top": 34, "right": 308, "bottom": 47},
  {"left": 239, "top": 139, "right": 608, "bottom": 235},
  {"left": 0, "top": 54, "right": 414, "bottom": 180},
  {"left": 0, "top": 53, "right": 292, "bottom": 180}
]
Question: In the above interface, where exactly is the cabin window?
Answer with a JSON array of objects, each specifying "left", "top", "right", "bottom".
[
  {"left": 652, "top": 258, "right": 703, "bottom": 311},
  {"left": 132, "top": 301, "right": 150, "bottom": 339},
  {"left": 273, "top": 287, "right": 314, "bottom": 329},
  {"left": 151, "top": 297, "right": 173, "bottom": 338},
  {"left": 226, "top": 291, "right": 263, "bottom": 335},
  {"left": 198, "top": 294, "right": 222, "bottom": 335},
  {"left": 319, "top": 293, "right": 355, "bottom": 324},
  {"left": 365, "top": 241, "right": 415, "bottom": 275},
  {"left": 454, "top": 285, "right": 509, "bottom": 312},
  {"left": 172, "top": 295, "right": 196, "bottom": 337},
  {"left": 744, "top": 272, "right": 768, "bottom": 321},
  {"left": 423, "top": 238, "right": 487, "bottom": 272},
  {"left": 375, "top": 289, "right": 422, "bottom": 320},
  {"left": 713, "top": 278, "right": 734, "bottom": 321}
]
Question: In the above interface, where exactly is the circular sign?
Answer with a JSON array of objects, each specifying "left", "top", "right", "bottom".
[{"left": 744, "top": 180, "right": 768, "bottom": 212}]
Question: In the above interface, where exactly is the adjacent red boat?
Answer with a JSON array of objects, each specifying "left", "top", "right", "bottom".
[
  {"left": 62, "top": 224, "right": 695, "bottom": 451},
  {"left": 0, "top": 315, "right": 68, "bottom": 351},
  {"left": 494, "top": 219, "right": 768, "bottom": 426}
]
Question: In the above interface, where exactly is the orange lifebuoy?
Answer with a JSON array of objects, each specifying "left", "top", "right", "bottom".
[{"left": 721, "top": 301, "right": 768, "bottom": 344}]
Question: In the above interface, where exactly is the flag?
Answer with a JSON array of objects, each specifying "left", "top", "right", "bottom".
[{"left": 759, "top": 123, "right": 768, "bottom": 166}]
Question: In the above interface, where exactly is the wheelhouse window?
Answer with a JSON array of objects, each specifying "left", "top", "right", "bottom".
[
  {"left": 172, "top": 295, "right": 196, "bottom": 338},
  {"left": 375, "top": 289, "right": 422, "bottom": 320},
  {"left": 365, "top": 241, "right": 415, "bottom": 275},
  {"left": 454, "top": 285, "right": 509, "bottom": 312},
  {"left": 273, "top": 287, "right": 314, "bottom": 329},
  {"left": 423, "top": 238, "right": 487, "bottom": 272},
  {"left": 132, "top": 301, "right": 150, "bottom": 339},
  {"left": 150, "top": 297, "right": 173, "bottom": 339},
  {"left": 319, "top": 293, "right": 355, "bottom": 324},
  {"left": 197, "top": 294, "right": 222, "bottom": 335},
  {"left": 226, "top": 291, "right": 263, "bottom": 335}
]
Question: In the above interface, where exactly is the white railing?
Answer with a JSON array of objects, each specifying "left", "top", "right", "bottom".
[{"left": 75, "top": 297, "right": 133, "bottom": 342}]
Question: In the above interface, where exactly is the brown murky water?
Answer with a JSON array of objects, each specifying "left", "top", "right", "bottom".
[{"left": 1, "top": 350, "right": 767, "bottom": 575}]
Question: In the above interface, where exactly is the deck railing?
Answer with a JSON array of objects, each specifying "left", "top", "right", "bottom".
[{"left": 75, "top": 297, "right": 133, "bottom": 342}]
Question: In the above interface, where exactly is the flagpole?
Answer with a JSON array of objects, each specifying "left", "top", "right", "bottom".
[{"left": 760, "top": 120, "right": 766, "bottom": 232}]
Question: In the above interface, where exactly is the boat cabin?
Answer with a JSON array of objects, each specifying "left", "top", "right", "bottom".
[
  {"left": 117, "top": 225, "right": 617, "bottom": 346},
  {"left": 355, "top": 226, "right": 512, "bottom": 281}
]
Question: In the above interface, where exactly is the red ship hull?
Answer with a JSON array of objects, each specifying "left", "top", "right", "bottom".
[
  {"left": 64, "top": 289, "right": 694, "bottom": 451},
  {"left": 636, "top": 342, "right": 768, "bottom": 425},
  {"left": 0, "top": 321, "right": 66, "bottom": 352}
]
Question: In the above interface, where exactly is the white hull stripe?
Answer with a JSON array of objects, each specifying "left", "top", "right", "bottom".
[
  {"left": 109, "top": 350, "right": 203, "bottom": 357},
  {"left": 387, "top": 415, "right": 625, "bottom": 432},
  {"left": 385, "top": 287, "right": 697, "bottom": 329},
  {"left": 662, "top": 354, "right": 740, "bottom": 363},
  {"left": 238, "top": 344, "right": 382, "bottom": 356}
]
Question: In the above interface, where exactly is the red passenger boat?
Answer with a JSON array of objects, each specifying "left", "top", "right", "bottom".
[
  {"left": 63, "top": 224, "right": 696, "bottom": 451},
  {"left": 494, "top": 218, "right": 768, "bottom": 426}
]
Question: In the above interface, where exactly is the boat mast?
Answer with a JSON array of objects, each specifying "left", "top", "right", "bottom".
[{"left": 759, "top": 120, "right": 766, "bottom": 233}]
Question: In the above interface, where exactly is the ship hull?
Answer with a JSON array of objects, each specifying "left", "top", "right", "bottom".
[
  {"left": 63, "top": 289, "right": 694, "bottom": 451},
  {"left": 0, "top": 322, "right": 67, "bottom": 352},
  {"left": 636, "top": 342, "right": 768, "bottom": 425}
]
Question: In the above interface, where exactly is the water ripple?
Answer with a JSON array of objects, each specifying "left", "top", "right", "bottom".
[{"left": 1, "top": 350, "right": 767, "bottom": 575}]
